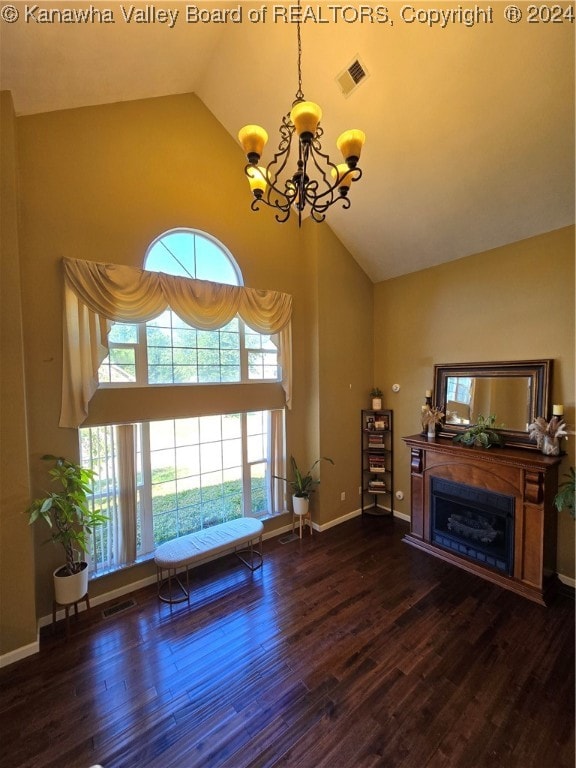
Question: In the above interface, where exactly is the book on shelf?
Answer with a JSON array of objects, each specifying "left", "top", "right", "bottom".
[
  {"left": 368, "top": 455, "right": 386, "bottom": 472},
  {"left": 368, "top": 479, "right": 386, "bottom": 489}
]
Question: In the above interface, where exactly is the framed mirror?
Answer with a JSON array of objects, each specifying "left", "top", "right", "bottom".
[{"left": 434, "top": 360, "right": 552, "bottom": 449}]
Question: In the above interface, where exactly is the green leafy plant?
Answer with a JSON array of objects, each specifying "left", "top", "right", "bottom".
[
  {"left": 554, "top": 467, "right": 575, "bottom": 519},
  {"left": 370, "top": 387, "right": 383, "bottom": 398},
  {"left": 452, "top": 415, "right": 503, "bottom": 449},
  {"left": 275, "top": 455, "right": 334, "bottom": 499},
  {"left": 26, "top": 455, "right": 108, "bottom": 575}
]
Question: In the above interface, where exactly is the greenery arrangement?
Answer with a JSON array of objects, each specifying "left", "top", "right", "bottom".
[
  {"left": 554, "top": 467, "right": 575, "bottom": 519},
  {"left": 452, "top": 414, "right": 503, "bottom": 449},
  {"left": 275, "top": 455, "right": 334, "bottom": 499},
  {"left": 370, "top": 387, "right": 383, "bottom": 398},
  {"left": 26, "top": 455, "right": 108, "bottom": 575}
]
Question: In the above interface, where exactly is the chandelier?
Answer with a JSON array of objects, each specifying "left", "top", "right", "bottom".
[{"left": 238, "top": 1, "right": 365, "bottom": 226}]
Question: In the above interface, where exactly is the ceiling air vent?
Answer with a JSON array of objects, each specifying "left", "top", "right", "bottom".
[{"left": 337, "top": 57, "right": 369, "bottom": 97}]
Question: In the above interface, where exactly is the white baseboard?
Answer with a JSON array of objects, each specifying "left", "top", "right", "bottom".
[
  {"left": 314, "top": 507, "right": 362, "bottom": 532},
  {"left": 558, "top": 573, "right": 576, "bottom": 589},
  {"left": 314, "top": 507, "right": 409, "bottom": 532},
  {"left": 0, "top": 638, "right": 40, "bottom": 668}
]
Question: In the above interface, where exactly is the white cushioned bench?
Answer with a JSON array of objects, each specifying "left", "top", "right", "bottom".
[{"left": 154, "top": 517, "right": 264, "bottom": 604}]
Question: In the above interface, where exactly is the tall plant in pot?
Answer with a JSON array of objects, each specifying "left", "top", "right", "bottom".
[
  {"left": 275, "top": 455, "right": 334, "bottom": 516},
  {"left": 26, "top": 455, "right": 107, "bottom": 604}
]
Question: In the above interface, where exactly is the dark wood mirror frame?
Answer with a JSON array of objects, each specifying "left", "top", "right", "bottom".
[{"left": 433, "top": 359, "right": 553, "bottom": 450}]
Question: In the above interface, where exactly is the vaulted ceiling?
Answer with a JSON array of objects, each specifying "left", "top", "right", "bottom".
[{"left": 2, "top": 2, "right": 574, "bottom": 281}]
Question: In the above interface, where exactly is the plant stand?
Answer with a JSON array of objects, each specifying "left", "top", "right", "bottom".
[
  {"left": 292, "top": 504, "right": 313, "bottom": 538},
  {"left": 52, "top": 592, "right": 90, "bottom": 640}
]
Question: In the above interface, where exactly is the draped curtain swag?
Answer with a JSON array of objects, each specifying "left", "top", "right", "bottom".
[{"left": 60, "top": 257, "right": 293, "bottom": 428}]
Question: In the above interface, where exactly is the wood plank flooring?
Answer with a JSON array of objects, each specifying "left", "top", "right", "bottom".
[{"left": 1, "top": 516, "right": 574, "bottom": 768}]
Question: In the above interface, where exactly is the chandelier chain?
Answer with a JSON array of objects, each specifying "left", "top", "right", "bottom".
[{"left": 295, "top": 4, "right": 303, "bottom": 102}]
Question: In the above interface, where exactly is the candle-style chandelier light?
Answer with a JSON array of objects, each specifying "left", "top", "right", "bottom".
[{"left": 238, "top": 0, "right": 365, "bottom": 226}]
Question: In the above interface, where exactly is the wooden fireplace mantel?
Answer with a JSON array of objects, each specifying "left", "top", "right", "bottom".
[{"left": 402, "top": 434, "right": 562, "bottom": 605}]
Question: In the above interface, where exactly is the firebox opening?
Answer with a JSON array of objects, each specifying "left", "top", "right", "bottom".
[{"left": 430, "top": 477, "right": 515, "bottom": 576}]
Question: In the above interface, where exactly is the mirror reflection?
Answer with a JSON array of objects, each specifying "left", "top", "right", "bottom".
[
  {"left": 445, "top": 376, "right": 532, "bottom": 431},
  {"left": 434, "top": 360, "right": 552, "bottom": 449}
]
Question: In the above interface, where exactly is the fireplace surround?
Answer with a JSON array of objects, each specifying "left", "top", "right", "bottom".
[
  {"left": 403, "top": 433, "right": 561, "bottom": 605},
  {"left": 430, "top": 477, "right": 515, "bottom": 576}
]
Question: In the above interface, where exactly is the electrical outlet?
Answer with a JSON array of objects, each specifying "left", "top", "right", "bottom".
[
  {"left": 358, "top": 486, "right": 362, "bottom": 495},
  {"left": 340, "top": 491, "right": 346, "bottom": 501}
]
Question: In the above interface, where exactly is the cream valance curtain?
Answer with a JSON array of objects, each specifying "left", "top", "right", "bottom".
[{"left": 60, "top": 257, "right": 293, "bottom": 428}]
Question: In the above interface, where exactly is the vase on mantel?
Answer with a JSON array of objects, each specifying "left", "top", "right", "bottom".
[{"left": 542, "top": 436, "right": 560, "bottom": 456}]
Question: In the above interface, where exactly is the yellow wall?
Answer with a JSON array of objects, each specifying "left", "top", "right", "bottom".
[
  {"left": 9, "top": 92, "right": 373, "bottom": 632},
  {"left": 0, "top": 92, "right": 38, "bottom": 656},
  {"left": 2, "top": 87, "right": 573, "bottom": 659},
  {"left": 374, "top": 226, "right": 575, "bottom": 579}
]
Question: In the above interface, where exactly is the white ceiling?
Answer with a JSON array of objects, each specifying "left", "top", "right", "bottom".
[{"left": 1, "top": 2, "right": 574, "bottom": 282}]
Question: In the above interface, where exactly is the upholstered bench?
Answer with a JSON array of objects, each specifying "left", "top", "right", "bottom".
[{"left": 154, "top": 517, "right": 264, "bottom": 604}]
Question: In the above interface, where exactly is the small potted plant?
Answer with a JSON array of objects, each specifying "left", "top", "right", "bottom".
[
  {"left": 275, "top": 455, "right": 334, "bottom": 517},
  {"left": 554, "top": 467, "right": 575, "bottom": 518},
  {"left": 370, "top": 388, "right": 383, "bottom": 410},
  {"left": 453, "top": 414, "right": 503, "bottom": 449},
  {"left": 26, "top": 455, "right": 108, "bottom": 605}
]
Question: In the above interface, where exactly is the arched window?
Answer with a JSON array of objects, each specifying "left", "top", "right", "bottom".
[{"left": 144, "top": 228, "right": 243, "bottom": 285}]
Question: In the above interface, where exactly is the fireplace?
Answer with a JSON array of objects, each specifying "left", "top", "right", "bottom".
[
  {"left": 402, "top": 433, "right": 561, "bottom": 605},
  {"left": 430, "top": 477, "right": 514, "bottom": 576}
]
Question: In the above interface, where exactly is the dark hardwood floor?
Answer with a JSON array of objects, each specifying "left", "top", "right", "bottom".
[{"left": 1, "top": 516, "right": 574, "bottom": 768}]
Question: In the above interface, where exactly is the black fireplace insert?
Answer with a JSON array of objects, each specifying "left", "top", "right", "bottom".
[{"left": 430, "top": 477, "right": 515, "bottom": 575}]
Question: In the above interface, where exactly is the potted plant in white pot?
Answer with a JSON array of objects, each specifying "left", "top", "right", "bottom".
[
  {"left": 275, "top": 455, "right": 334, "bottom": 517},
  {"left": 26, "top": 455, "right": 107, "bottom": 605}
]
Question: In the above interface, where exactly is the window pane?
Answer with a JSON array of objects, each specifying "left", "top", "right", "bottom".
[
  {"left": 147, "top": 326, "right": 172, "bottom": 347},
  {"left": 173, "top": 328, "right": 197, "bottom": 347},
  {"left": 223, "top": 438, "right": 242, "bottom": 469},
  {"left": 250, "top": 462, "right": 268, "bottom": 515},
  {"left": 172, "top": 366, "right": 196, "bottom": 384},
  {"left": 150, "top": 421, "right": 176, "bottom": 451},
  {"left": 175, "top": 418, "right": 199, "bottom": 445},
  {"left": 145, "top": 229, "right": 241, "bottom": 286},
  {"left": 148, "top": 367, "right": 174, "bottom": 384},
  {"left": 148, "top": 347, "right": 173, "bottom": 365},
  {"left": 109, "top": 323, "right": 139, "bottom": 343},
  {"left": 222, "top": 414, "right": 241, "bottom": 439},
  {"left": 197, "top": 330, "right": 220, "bottom": 349}
]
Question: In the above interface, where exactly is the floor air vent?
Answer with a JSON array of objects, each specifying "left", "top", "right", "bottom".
[
  {"left": 102, "top": 598, "right": 137, "bottom": 619},
  {"left": 337, "top": 57, "right": 369, "bottom": 97}
]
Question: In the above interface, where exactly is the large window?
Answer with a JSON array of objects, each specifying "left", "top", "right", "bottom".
[
  {"left": 80, "top": 229, "right": 286, "bottom": 575},
  {"left": 81, "top": 411, "right": 278, "bottom": 574},
  {"left": 97, "top": 229, "right": 279, "bottom": 386}
]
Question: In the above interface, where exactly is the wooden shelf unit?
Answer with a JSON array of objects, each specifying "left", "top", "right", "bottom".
[{"left": 361, "top": 409, "right": 394, "bottom": 516}]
